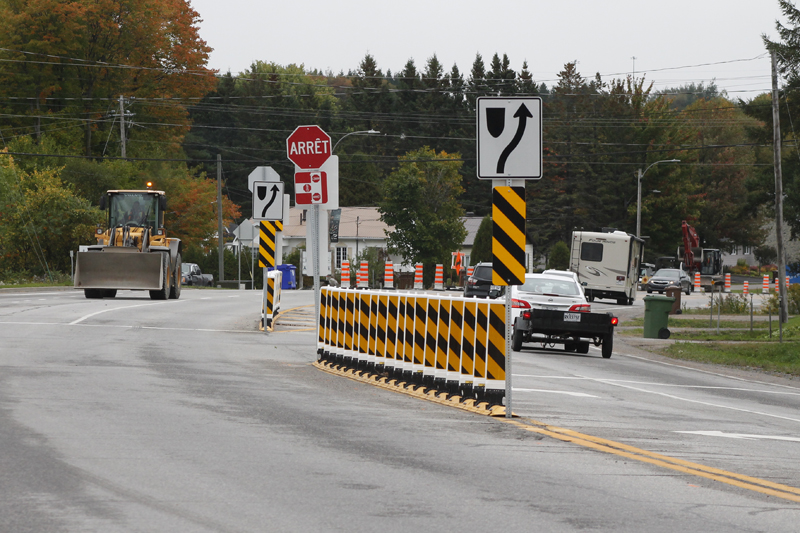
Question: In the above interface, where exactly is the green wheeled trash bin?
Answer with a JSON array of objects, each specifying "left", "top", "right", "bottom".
[{"left": 643, "top": 295, "right": 675, "bottom": 339}]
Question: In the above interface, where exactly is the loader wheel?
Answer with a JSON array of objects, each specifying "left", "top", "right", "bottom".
[
  {"left": 84, "top": 289, "right": 103, "bottom": 299},
  {"left": 149, "top": 253, "right": 169, "bottom": 300},
  {"left": 169, "top": 253, "right": 181, "bottom": 300}
]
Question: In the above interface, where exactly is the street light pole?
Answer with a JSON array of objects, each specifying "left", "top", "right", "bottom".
[
  {"left": 636, "top": 159, "right": 680, "bottom": 238},
  {"left": 332, "top": 129, "right": 380, "bottom": 153}
]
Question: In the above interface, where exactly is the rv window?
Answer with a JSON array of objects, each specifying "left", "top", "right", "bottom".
[{"left": 580, "top": 242, "right": 603, "bottom": 262}]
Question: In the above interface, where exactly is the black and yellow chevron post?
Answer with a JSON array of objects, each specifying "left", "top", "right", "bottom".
[
  {"left": 327, "top": 288, "right": 338, "bottom": 359},
  {"left": 424, "top": 298, "right": 438, "bottom": 380},
  {"left": 358, "top": 292, "right": 370, "bottom": 367},
  {"left": 344, "top": 290, "right": 356, "bottom": 366},
  {"left": 491, "top": 186, "right": 526, "bottom": 286},
  {"left": 266, "top": 272, "right": 277, "bottom": 330},
  {"left": 334, "top": 290, "right": 345, "bottom": 365},
  {"left": 486, "top": 302, "right": 506, "bottom": 391},
  {"left": 461, "top": 300, "right": 477, "bottom": 390},
  {"left": 368, "top": 294, "right": 379, "bottom": 367},
  {"left": 448, "top": 299, "right": 465, "bottom": 387},
  {"left": 403, "top": 296, "right": 417, "bottom": 377},
  {"left": 258, "top": 221, "right": 277, "bottom": 269},
  {"left": 386, "top": 295, "right": 400, "bottom": 372},
  {"left": 413, "top": 296, "right": 427, "bottom": 380},
  {"left": 377, "top": 294, "right": 389, "bottom": 369},
  {"left": 317, "top": 287, "right": 328, "bottom": 355},
  {"left": 435, "top": 298, "right": 450, "bottom": 383},
  {"left": 474, "top": 302, "right": 490, "bottom": 393}
]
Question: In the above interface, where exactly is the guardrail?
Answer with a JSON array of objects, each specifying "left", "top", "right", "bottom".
[{"left": 316, "top": 287, "right": 507, "bottom": 402}]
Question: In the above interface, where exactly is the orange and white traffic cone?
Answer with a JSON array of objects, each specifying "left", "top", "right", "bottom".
[
  {"left": 414, "top": 263, "right": 423, "bottom": 289},
  {"left": 358, "top": 261, "right": 368, "bottom": 288},
  {"left": 694, "top": 272, "right": 701, "bottom": 292},
  {"left": 743, "top": 281, "right": 749, "bottom": 295},
  {"left": 434, "top": 264, "right": 444, "bottom": 291},
  {"left": 724, "top": 273, "right": 731, "bottom": 293},
  {"left": 762, "top": 274, "right": 770, "bottom": 294},
  {"left": 384, "top": 262, "right": 394, "bottom": 289},
  {"left": 341, "top": 260, "right": 350, "bottom": 288}
]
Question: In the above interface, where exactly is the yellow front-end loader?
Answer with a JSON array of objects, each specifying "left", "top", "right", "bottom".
[{"left": 74, "top": 186, "right": 182, "bottom": 300}]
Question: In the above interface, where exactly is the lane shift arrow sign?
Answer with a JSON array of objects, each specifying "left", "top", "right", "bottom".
[
  {"left": 496, "top": 103, "right": 533, "bottom": 173},
  {"left": 259, "top": 184, "right": 280, "bottom": 218}
]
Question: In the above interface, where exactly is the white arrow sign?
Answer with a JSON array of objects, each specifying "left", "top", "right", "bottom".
[
  {"left": 477, "top": 97, "right": 542, "bottom": 180},
  {"left": 253, "top": 182, "right": 284, "bottom": 221}
]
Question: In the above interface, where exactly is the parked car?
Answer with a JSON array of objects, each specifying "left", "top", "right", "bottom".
[
  {"left": 463, "top": 262, "right": 504, "bottom": 298},
  {"left": 511, "top": 270, "right": 591, "bottom": 322},
  {"left": 645, "top": 268, "right": 692, "bottom": 295},
  {"left": 181, "top": 262, "right": 213, "bottom": 287}
]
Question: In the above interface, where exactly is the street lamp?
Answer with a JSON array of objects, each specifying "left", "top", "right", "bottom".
[
  {"left": 332, "top": 129, "right": 380, "bottom": 153},
  {"left": 636, "top": 159, "right": 680, "bottom": 238}
]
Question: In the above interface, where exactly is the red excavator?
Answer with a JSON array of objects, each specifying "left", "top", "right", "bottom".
[{"left": 677, "top": 221, "right": 722, "bottom": 291}]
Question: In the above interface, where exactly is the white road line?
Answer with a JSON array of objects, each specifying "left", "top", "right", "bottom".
[
  {"left": 0, "top": 320, "right": 260, "bottom": 334},
  {"left": 69, "top": 300, "right": 186, "bottom": 325},
  {"left": 513, "top": 388, "right": 599, "bottom": 398},
  {"left": 581, "top": 376, "right": 800, "bottom": 424},
  {"left": 512, "top": 374, "right": 800, "bottom": 397},
  {"left": 676, "top": 431, "right": 800, "bottom": 442},
  {"left": 200, "top": 297, "right": 212, "bottom": 300}
]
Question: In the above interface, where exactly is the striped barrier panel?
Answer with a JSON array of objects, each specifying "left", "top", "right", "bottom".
[
  {"left": 414, "top": 263, "right": 423, "bottom": 289},
  {"left": 724, "top": 273, "right": 731, "bottom": 293},
  {"left": 263, "top": 270, "right": 282, "bottom": 329},
  {"left": 467, "top": 266, "right": 474, "bottom": 278},
  {"left": 384, "top": 262, "right": 394, "bottom": 289},
  {"left": 358, "top": 261, "right": 369, "bottom": 288},
  {"left": 694, "top": 272, "right": 701, "bottom": 291},
  {"left": 743, "top": 281, "right": 749, "bottom": 295},
  {"left": 317, "top": 287, "right": 506, "bottom": 400},
  {"left": 341, "top": 260, "right": 350, "bottom": 288},
  {"left": 763, "top": 275, "right": 770, "bottom": 294},
  {"left": 434, "top": 264, "right": 444, "bottom": 291}
]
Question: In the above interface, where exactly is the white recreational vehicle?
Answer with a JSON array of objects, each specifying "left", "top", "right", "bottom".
[{"left": 569, "top": 229, "right": 644, "bottom": 305}]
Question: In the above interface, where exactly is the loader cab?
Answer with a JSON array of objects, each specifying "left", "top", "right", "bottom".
[{"left": 101, "top": 191, "right": 166, "bottom": 230}]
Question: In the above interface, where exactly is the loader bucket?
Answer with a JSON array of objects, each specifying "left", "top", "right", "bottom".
[{"left": 75, "top": 249, "right": 164, "bottom": 290}]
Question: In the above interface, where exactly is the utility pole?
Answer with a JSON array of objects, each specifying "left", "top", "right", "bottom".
[
  {"left": 119, "top": 95, "right": 127, "bottom": 158},
  {"left": 217, "top": 154, "right": 224, "bottom": 283},
  {"left": 771, "top": 51, "right": 788, "bottom": 324}
]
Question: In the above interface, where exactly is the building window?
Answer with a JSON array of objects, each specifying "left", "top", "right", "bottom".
[{"left": 335, "top": 246, "right": 347, "bottom": 269}]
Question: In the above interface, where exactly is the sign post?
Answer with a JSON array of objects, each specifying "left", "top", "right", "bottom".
[
  {"left": 287, "top": 125, "right": 335, "bottom": 330},
  {"left": 477, "top": 97, "right": 543, "bottom": 418}
]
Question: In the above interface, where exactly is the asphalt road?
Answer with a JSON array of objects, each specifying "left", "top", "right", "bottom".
[{"left": 1, "top": 287, "right": 798, "bottom": 532}]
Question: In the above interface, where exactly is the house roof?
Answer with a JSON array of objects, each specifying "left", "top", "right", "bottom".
[
  {"left": 462, "top": 216, "right": 484, "bottom": 247},
  {"left": 283, "top": 206, "right": 391, "bottom": 240}
]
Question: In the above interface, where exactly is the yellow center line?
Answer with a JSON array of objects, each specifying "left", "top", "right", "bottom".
[{"left": 505, "top": 418, "right": 800, "bottom": 503}]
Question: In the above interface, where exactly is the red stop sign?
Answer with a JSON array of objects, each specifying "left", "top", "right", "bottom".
[{"left": 286, "top": 125, "right": 331, "bottom": 170}]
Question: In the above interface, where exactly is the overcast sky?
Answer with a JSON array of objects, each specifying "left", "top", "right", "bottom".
[{"left": 189, "top": 0, "right": 784, "bottom": 101}]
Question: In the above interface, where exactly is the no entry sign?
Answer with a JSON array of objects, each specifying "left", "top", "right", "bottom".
[{"left": 286, "top": 125, "right": 331, "bottom": 170}]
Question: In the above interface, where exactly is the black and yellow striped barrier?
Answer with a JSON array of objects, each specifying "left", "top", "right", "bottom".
[{"left": 317, "top": 287, "right": 506, "bottom": 403}]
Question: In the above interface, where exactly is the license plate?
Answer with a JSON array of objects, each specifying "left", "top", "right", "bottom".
[
  {"left": 564, "top": 313, "right": 581, "bottom": 322},
  {"left": 491, "top": 285, "right": 501, "bottom": 291}
]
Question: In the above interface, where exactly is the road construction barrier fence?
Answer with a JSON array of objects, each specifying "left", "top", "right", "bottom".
[{"left": 316, "top": 287, "right": 506, "bottom": 402}]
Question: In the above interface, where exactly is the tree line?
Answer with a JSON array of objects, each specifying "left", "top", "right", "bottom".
[{"left": 2, "top": 0, "right": 800, "bottom": 279}]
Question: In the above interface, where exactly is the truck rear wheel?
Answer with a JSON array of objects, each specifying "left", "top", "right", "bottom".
[
  {"left": 512, "top": 326, "right": 523, "bottom": 352},
  {"left": 84, "top": 289, "right": 103, "bottom": 299},
  {"left": 169, "top": 253, "right": 181, "bottom": 300},
  {"left": 149, "top": 253, "right": 169, "bottom": 300},
  {"left": 601, "top": 334, "right": 613, "bottom": 359}
]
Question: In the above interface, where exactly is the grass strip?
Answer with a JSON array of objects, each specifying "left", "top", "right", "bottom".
[{"left": 657, "top": 342, "right": 800, "bottom": 377}]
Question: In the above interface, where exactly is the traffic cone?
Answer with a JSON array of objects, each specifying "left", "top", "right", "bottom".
[
  {"left": 724, "top": 273, "right": 731, "bottom": 293},
  {"left": 762, "top": 274, "right": 769, "bottom": 294},
  {"left": 694, "top": 272, "right": 701, "bottom": 292},
  {"left": 341, "top": 260, "right": 350, "bottom": 288},
  {"left": 434, "top": 264, "right": 444, "bottom": 291},
  {"left": 358, "top": 261, "right": 368, "bottom": 288},
  {"left": 787, "top": 276, "right": 791, "bottom": 289},
  {"left": 414, "top": 263, "right": 423, "bottom": 289},
  {"left": 743, "top": 281, "right": 749, "bottom": 295},
  {"left": 384, "top": 262, "right": 394, "bottom": 289}
]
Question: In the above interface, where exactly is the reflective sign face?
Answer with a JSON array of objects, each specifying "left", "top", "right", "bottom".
[
  {"left": 295, "top": 171, "right": 328, "bottom": 205},
  {"left": 477, "top": 97, "right": 543, "bottom": 180}
]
